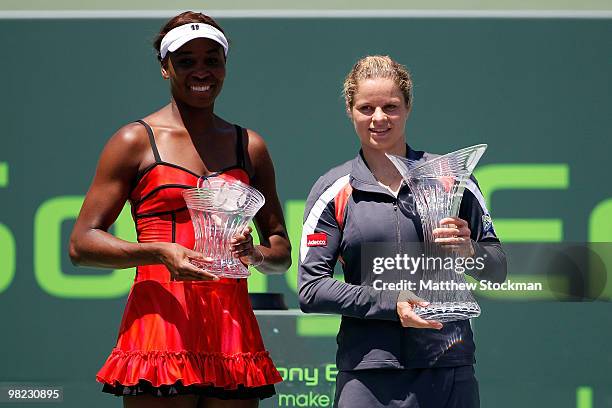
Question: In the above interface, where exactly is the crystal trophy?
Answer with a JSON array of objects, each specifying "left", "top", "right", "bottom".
[
  {"left": 182, "top": 177, "right": 265, "bottom": 278},
  {"left": 387, "top": 144, "right": 487, "bottom": 322}
]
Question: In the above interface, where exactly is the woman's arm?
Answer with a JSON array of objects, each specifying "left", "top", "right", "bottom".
[
  {"left": 298, "top": 174, "right": 443, "bottom": 329},
  {"left": 298, "top": 174, "right": 401, "bottom": 320},
  {"left": 69, "top": 123, "right": 216, "bottom": 281},
  {"left": 231, "top": 129, "right": 291, "bottom": 274}
]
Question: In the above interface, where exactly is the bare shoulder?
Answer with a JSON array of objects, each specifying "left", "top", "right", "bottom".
[
  {"left": 98, "top": 122, "right": 150, "bottom": 175},
  {"left": 244, "top": 128, "right": 270, "bottom": 160},
  {"left": 107, "top": 122, "right": 149, "bottom": 151},
  {"left": 242, "top": 128, "right": 275, "bottom": 181}
]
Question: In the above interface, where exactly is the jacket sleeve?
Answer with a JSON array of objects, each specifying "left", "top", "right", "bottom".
[
  {"left": 459, "top": 176, "right": 508, "bottom": 283},
  {"left": 298, "top": 175, "right": 399, "bottom": 320}
]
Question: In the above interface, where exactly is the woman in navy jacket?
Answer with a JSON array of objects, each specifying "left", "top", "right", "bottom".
[{"left": 298, "top": 55, "right": 506, "bottom": 408}]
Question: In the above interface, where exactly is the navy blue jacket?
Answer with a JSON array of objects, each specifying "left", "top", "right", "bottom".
[{"left": 298, "top": 147, "right": 506, "bottom": 370}]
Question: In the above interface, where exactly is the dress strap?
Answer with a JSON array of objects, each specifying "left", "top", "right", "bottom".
[
  {"left": 135, "top": 120, "right": 162, "bottom": 163},
  {"left": 234, "top": 125, "right": 246, "bottom": 169}
]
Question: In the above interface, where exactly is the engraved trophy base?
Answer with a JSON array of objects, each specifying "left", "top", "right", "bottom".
[
  {"left": 413, "top": 301, "right": 481, "bottom": 323},
  {"left": 191, "top": 258, "right": 250, "bottom": 279}
]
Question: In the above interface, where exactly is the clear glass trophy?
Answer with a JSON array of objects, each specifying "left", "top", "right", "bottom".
[
  {"left": 182, "top": 177, "right": 265, "bottom": 278},
  {"left": 387, "top": 144, "right": 487, "bottom": 322}
]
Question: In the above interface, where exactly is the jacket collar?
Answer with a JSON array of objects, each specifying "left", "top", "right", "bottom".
[{"left": 349, "top": 144, "right": 425, "bottom": 196}]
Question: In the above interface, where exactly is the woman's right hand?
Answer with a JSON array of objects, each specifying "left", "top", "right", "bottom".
[
  {"left": 396, "top": 291, "right": 443, "bottom": 330},
  {"left": 156, "top": 243, "right": 220, "bottom": 281}
]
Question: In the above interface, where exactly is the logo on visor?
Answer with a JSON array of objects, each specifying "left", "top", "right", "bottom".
[
  {"left": 307, "top": 233, "right": 327, "bottom": 247},
  {"left": 191, "top": 24, "right": 199, "bottom": 30}
]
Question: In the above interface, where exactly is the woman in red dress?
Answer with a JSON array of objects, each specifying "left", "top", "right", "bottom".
[{"left": 69, "top": 11, "right": 291, "bottom": 408}]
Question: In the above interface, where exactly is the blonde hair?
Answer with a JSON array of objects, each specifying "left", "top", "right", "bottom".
[{"left": 343, "top": 55, "right": 413, "bottom": 112}]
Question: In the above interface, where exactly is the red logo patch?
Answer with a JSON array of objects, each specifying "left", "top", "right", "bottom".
[{"left": 307, "top": 233, "right": 327, "bottom": 247}]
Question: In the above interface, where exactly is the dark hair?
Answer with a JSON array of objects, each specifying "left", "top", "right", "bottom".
[{"left": 153, "top": 11, "right": 226, "bottom": 61}]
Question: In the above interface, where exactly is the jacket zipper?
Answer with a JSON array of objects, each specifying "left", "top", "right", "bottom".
[
  {"left": 394, "top": 198, "right": 407, "bottom": 366},
  {"left": 393, "top": 200, "right": 401, "bottom": 249}
]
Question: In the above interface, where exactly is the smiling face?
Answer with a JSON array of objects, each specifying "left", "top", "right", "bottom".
[
  {"left": 350, "top": 77, "right": 411, "bottom": 153},
  {"left": 161, "top": 38, "right": 226, "bottom": 108}
]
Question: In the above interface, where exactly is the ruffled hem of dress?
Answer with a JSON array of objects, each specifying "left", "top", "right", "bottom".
[{"left": 96, "top": 349, "right": 283, "bottom": 390}]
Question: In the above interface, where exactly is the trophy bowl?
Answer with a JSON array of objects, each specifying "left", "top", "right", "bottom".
[
  {"left": 182, "top": 177, "right": 265, "bottom": 278},
  {"left": 387, "top": 144, "right": 487, "bottom": 322}
]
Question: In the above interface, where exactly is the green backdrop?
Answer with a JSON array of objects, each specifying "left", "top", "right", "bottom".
[{"left": 1, "top": 17, "right": 611, "bottom": 407}]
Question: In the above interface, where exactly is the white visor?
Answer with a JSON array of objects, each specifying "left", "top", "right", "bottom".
[{"left": 160, "top": 23, "right": 228, "bottom": 60}]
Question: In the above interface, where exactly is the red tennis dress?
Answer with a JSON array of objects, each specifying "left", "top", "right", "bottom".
[{"left": 96, "top": 121, "right": 282, "bottom": 395}]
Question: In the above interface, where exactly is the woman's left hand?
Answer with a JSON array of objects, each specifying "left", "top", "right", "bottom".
[
  {"left": 231, "top": 226, "right": 264, "bottom": 267},
  {"left": 432, "top": 217, "right": 474, "bottom": 257}
]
